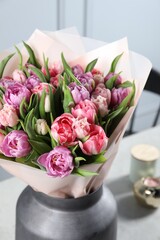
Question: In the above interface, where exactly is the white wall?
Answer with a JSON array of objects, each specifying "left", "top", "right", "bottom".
[
  {"left": 0, "top": 0, "right": 58, "bottom": 50},
  {"left": 62, "top": 0, "right": 160, "bottom": 72},
  {"left": 86, "top": 0, "right": 160, "bottom": 71},
  {"left": 0, "top": 0, "right": 159, "bottom": 72}
]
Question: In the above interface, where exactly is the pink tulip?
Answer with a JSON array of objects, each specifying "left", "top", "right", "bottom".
[
  {"left": 91, "top": 83, "right": 111, "bottom": 99},
  {"left": 73, "top": 117, "right": 90, "bottom": 139},
  {"left": 32, "top": 82, "right": 55, "bottom": 96},
  {"left": 0, "top": 133, "right": 5, "bottom": 149},
  {"left": 79, "top": 124, "right": 108, "bottom": 155},
  {"left": 0, "top": 104, "right": 19, "bottom": 127},
  {"left": 51, "top": 113, "right": 76, "bottom": 146},
  {"left": 12, "top": 69, "right": 26, "bottom": 83},
  {"left": 50, "top": 74, "right": 60, "bottom": 87},
  {"left": 91, "top": 69, "right": 104, "bottom": 86},
  {"left": 37, "top": 146, "right": 74, "bottom": 178},
  {"left": 1, "top": 130, "right": 31, "bottom": 157},
  {"left": 41, "top": 61, "right": 62, "bottom": 77},
  {"left": 91, "top": 95, "right": 110, "bottom": 117},
  {"left": 72, "top": 99, "right": 97, "bottom": 124},
  {"left": 91, "top": 84, "right": 111, "bottom": 117}
]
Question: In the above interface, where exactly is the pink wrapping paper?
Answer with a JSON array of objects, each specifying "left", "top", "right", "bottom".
[{"left": 0, "top": 29, "right": 152, "bottom": 198}]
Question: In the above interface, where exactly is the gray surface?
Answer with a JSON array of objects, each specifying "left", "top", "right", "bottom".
[
  {"left": 106, "top": 125, "right": 160, "bottom": 240},
  {"left": 0, "top": 125, "right": 160, "bottom": 240}
]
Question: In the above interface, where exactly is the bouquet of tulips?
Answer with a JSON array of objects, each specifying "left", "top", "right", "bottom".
[
  {"left": 0, "top": 43, "right": 135, "bottom": 177},
  {"left": 0, "top": 29, "right": 151, "bottom": 197}
]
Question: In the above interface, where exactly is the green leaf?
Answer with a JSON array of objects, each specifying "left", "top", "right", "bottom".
[
  {"left": 109, "top": 53, "right": 123, "bottom": 73},
  {"left": 23, "top": 41, "right": 41, "bottom": 68},
  {"left": 28, "top": 66, "right": 47, "bottom": 82},
  {"left": 0, "top": 53, "right": 15, "bottom": 78},
  {"left": 61, "top": 52, "right": 72, "bottom": 72},
  {"left": 15, "top": 45, "right": 23, "bottom": 70},
  {"left": 85, "top": 58, "right": 98, "bottom": 73},
  {"left": 24, "top": 150, "right": 39, "bottom": 163},
  {"left": 105, "top": 74, "right": 118, "bottom": 89},
  {"left": 0, "top": 129, "right": 7, "bottom": 135},
  {"left": 61, "top": 53, "right": 81, "bottom": 85},
  {"left": 117, "top": 81, "right": 133, "bottom": 88},
  {"left": 74, "top": 156, "right": 86, "bottom": 168},
  {"left": 107, "top": 107, "right": 123, "bottom": 120},
  {"left": 73, "top": 168, "right": 98, "bottom": 177},
  {"left": 46, "top": 125, "right": 57, "bottom": 148},
  {"left": 48, "top": 85, "right": 56, "bottom": 120},
  {"left": 24, "top": 109, "right": 37, "bottom": 139},
  {"left": 71, "top": 144, "right": 79, "bottom": 157},
  {"left": 0, "top": 86, "right": 5, "bottom": 94},
  {"left": 117, "top": 90, "right": 133, "bottom": 110},
  {"left": 62, "top": 78, "right": 75, "bottom": 113},
  {"left": 22, "top": 66, "right": 30, "bottom": 78},
  {"left": 28, "top": 94, "right": 38, "bottom": 111},
  {"left": 75, "top": 157, "right": 86, "bottom": 162},
  {"left": 31, "top": 158, "right": 46, "bottom": 170},
  {"left": 19, "top": 98, "right": 27, "bottom": 120},
  {"left": 35, "top": 134, "right": 50, "bottom": 143},
  {"left": 64, "top": 71, "right": 70, "bottom": 85},
  {"left": 53, "top": 85, "right": 63, "bottom": 116},
  {"left": 5, "top": 127, "right": 14, "bottom": 133},
  {"left": 16, "top": 156, "right": 37, "bottom": 167},
  {"left": 91, "top": 154, "right": 107, "bottom": 163},
  {"left": 0, "top": 154, "right": 15, "bottom": 161},
  {"left": 16, "top": 122, "right": 22, "bottom": 130},
  {"left": 65, "top": 68, "right": 81, "bottom": 85},
  {"left": 129, "top": 81, "right": 136, "bottom": 106},
  {"left": 29, "top": 139, "right": 52, "bottom": 155},
  {"left": 43, "top": 54, "right": 50, "bottom": 82},
  {"left": 19, "top": 119, "right": 25, "bottom": 131},
  {"left": 39, "top": 90, "right": 46, "bottom": 119}
]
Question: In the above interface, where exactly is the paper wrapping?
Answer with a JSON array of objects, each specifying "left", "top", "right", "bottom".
[{"left": 0, "top": 29, "right": 152, "bottom": 198}]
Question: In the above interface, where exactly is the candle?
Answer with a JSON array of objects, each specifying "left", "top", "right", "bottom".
[{"left": 130, "top": 144, "right": 160, "bottom": 183}]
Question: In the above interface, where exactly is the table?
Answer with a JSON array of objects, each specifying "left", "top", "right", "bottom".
[
  {"left": 0, "top": 125, "right": 160, "bottom": 240},
  {"left": 106, "top": 125, "right": 160, "bottom": 240}
]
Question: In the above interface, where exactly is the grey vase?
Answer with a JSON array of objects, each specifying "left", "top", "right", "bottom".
[{"left": 16, "top": 185, "right": 117, "bottom": 240}]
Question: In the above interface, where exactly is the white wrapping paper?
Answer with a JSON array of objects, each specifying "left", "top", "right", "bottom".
[{"left": 0, "top": 29, "right": 152, "bottom": 198}]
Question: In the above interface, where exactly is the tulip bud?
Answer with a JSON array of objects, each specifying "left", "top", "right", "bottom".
[
  {"left": 12, "top": 69, "right": 26, "bottom": 83},
  {"left": 35, "top": 119, "right": 48, "bottom": 135},
  {"left": 44, "top": 95, "right": 51, "bottom": 112}
]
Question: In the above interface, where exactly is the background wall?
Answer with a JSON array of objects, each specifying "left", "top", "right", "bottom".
[
  {"left": 0, "top": 0, "right": 159, "bottom": 130},
  {"left": 0, "top": 0, "right": 159, "bottom": 71}
]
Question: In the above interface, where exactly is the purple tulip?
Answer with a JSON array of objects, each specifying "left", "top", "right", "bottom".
[
  {"left": 68, "top": 82, "right": 90, "bottom": 104},
  {"left": 76, "top": 72, "right": 95, "bottom": 93},
  {"left": 3, "top": 82, "right": 31, "bottom": 109},
  {"left": 25, "top": 75, "right": 41, "bottom": 90},
  {"left": 110, "top": 87, "right": 130, "bottom": 108},
  {"left": 1, "top": 130, "right": 31, "bottom": 158},
  {"left": 72, "top": 64, "right": 84, "bottom": 76},
  {"left": 0, "top": 78, "right": 17, "bottom": 89},
  {"left": 104, "top": 72, "right": 122, "bottom": 86},
  {"left": 37, "top": 146, "right": 74, "bottom": 178}
]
